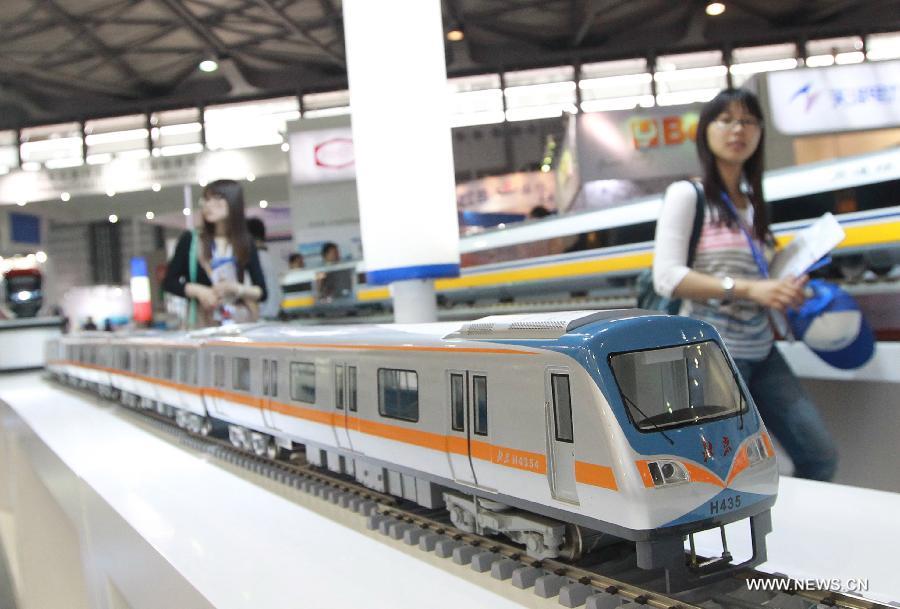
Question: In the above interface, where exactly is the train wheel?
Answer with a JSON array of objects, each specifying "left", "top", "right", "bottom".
[{"left": 557, "top": 524, "right": 584, "bottom": 561}]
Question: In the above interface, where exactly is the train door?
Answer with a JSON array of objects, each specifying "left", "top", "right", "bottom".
[
  {"left": 333, "top": 362, "right": 355, "bottom": 450},
  {"left": 446, "top": 371, "right": 478, "bottom": 486},
  {"left": 261, "top": 357, "right": 280, "bottom": 429},
  {"left": 446, "top": 370, "right": 496, "bottom": 490},
  {"left": 544, "top": 368, "right": 579, "bottom": 504}
]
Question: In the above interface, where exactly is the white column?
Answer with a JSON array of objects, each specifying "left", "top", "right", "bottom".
[{"left": 342, "top": 0, "right": 460, "bottom": 324}]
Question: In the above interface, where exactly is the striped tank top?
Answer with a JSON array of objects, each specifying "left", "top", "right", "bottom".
[{"left": 684, "top": 203, "right": 774, "bottom": 361}]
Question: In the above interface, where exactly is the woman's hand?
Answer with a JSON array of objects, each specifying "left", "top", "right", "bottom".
[
  {"left": 745, "top": 276, "right": 808, "bottom": 312},
  {"left": 186, "top": 284, "right": 220, "bottom": 311},
  {"left": 213, "top": 281, "right": 243, "bottom": 300}
]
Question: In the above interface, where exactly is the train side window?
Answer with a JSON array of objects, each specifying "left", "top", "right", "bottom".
[
  {"left": 233, "top": 357, "right": 251, "bottom": 391},
  {"left": 213, "top": 355, "right": 225, "bottom": 387},
  {"left": 262, "top": 360, "right": 270, "bottom": 396},
  {"left": 450, "top": 373, "right": 465, "bottom": 431},
  {"left": 551, "top": 373, "right": 574, "bottom": 443},
  {"left": 139, "top": 352, "right": 151, "bottom": 375},
  {"left": 191, "top": 353, "right": 198, "bottom": 384},
  {"left": 335, "top": 365, "right": 345, "bottom": 409},
  {"left": 290, "top": 362, "right": 316, "bottom": 403},
  {"left": 348, "top": 366, "right": 357, "bottom": 412},
  {"left": 378, "top": 368, "right": 419, "bottom": 422},
  {"left": 473, "top": 375, "right": 488, "bottom": 435},
  {"left": 177, "top": 353, "right": 188, "bottom": 383},
  {"left": 270, "top": 360, "right": 278, "bottom": 398},
  {"left": 121, "top": 348, "right": 131, "bottom": 371},
  {"left": 163, "top": 353, "right": 175, "bottom": 380}
]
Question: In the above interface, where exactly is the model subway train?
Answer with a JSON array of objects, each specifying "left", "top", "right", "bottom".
[{"left": 47, "top": 310, "right": 777, "bottom": 581}]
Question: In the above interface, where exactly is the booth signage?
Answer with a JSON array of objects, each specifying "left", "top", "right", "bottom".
[
  {"left": 576, "top": 104, "right": 702, "bottom": 182},
  {"left": 768, "top": 60, "right": 900, "bottom": 135}
]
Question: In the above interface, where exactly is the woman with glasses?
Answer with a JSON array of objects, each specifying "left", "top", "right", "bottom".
[
  {"left": 652, "top": 88, "right": 837, "bottom": 481},
  {"left": 163, "top": 179, "right": 267, "bottom": 326}
]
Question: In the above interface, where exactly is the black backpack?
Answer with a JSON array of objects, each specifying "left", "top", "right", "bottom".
[{"left": 636, "top": 180, "right": 706, "bottom": 314}]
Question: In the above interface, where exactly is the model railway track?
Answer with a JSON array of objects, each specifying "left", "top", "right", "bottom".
[
  {"left": 64, "top": 380, "right": 892, "bottom": 609},
  {"left": 290, "top": 278, "right": 900, "bottom": 341}
]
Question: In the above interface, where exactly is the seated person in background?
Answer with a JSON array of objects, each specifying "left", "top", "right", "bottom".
[
  {"left": 288, "top": 252, "right": 305, "bottom": 269},
  {"left": 316, "top": 242, "right": 350, "bottom": 302}
]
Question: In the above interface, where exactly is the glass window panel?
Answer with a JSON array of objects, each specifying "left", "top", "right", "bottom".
[
  {"left": 335, "top": 364, "right": 345, "bottom": 409},
  {"left": 730, "top": 43, "right": 799, "bottom": 87},
  {"left": 214, "top": 355, "right": 225, "bottom": 387},
  {"left": 655, "top": 50, "right": 726, "bottom": 107},
  {"left": 84, "top": 114, "right": 148, "bottom": 158},
  {"left": 473, "top": 375, "right": 488, "bottom": 436},
  {"left": 378, "top": 368, "right": 419, "bottom": 422},
  {"left": 20, "top": 122, "right": 82, "bottom": 166},
  {"left": 504, "top": 66, "right": 576, "bottom": 122},
  {"left": 163, "top": 352, "right": 175, "bottom": 380},
  {"left": 233, "top": 357, "right": 251, "bottom": 391},
  {"left": 348, "top": 366, "right": 357, "bottom": 412},
  {"left": 150, "top": 108, "right": 202, "bottom": 153},
  {"left": 0, "top": 130, "right": 17, "bottom": 173},
  {"left": 290, "top": 362, "right": 316, "bottom": 403},
  {"left": 450, "top": 373, "right": 465, "bottom": 431},
  {"left": 302, "top": 90, "right": 350, "bottom": 118},
  {"left": 205, "top": 96, "right": 299, "bottom": 150},
  {"left": 610, "top": 341, "right": 746, "bottom": 432},
  {"left": 867, "top": 31, "right": 900, "bottom": 61},
  {"left": 551, "top": 374, "right": 574, "bottom": 442},
  {"left": 270, "top": 360, "right": 277, "bottom": 398}
]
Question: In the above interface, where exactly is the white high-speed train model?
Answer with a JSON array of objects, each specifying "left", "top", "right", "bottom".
[{"left": 47, "top": 310, "right": 777, "bottom": 582}]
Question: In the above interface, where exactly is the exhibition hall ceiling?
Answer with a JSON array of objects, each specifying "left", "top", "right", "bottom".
[{"left": 2, "top": 0, "right": 900, "bottom": 129}]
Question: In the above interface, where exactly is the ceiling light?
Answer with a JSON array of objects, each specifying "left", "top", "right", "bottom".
[
  {"left": 145, "top": 211, "right": 155, "bottom": 220},
  {"left": 60, "top": 192, "right": 71, "bottom": 202},
  {"left": 199, "top": 59, "right": 219, "bottom": 73},
  {"left": 36, "top": 251, "right": 48, "bottom": 263},
  {"left": 107, "top": 189, "right": 116, "bottom": 197},
  {"left": 246, "top": 173, "right": 256, "bottom": 182},
  {"left": 182, "top": 208, "right": 191, "bottom": 216},
  {"left": 259, "top": 200, "right": 268, "bottom": 208},
  {"left": 447, "top": 27, "right": 464, "bottom": 42},
  {"left": 281, "top": 142, "right": 290, "bottom": 152},
  {"left": 706, "top": 2, "right": 725, "bottom": 16},
  {"left": 17, "top": 201, "right": 27, "bottom": 207},
  {"left": 109, "top": 214, "right": 118, "bottom": 223},
  {"left": 151, "top": 183, "right": 161, "bottom": 192}
]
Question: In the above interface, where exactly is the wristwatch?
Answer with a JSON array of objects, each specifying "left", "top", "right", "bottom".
[{"left": 721, "top": 276, "right": 736, "bottom": 303}]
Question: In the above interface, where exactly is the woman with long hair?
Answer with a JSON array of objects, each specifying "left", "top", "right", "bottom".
[
  {"left": 164, "top": 179, "right": 266, "bottom": 326},
  {"left": 652, "top": 88, "right": 837, "bottom": 481}
]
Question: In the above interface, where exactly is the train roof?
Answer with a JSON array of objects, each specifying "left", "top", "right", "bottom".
[{"left": 197, "top": 309, "right": 663, "bottom": 349}]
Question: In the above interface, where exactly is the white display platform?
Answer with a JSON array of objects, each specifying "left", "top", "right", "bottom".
[
  {"left": 0, "top": 318, "right": 62, "bottom": 371},
  {"left": 0, "top": 373, "right": 536, "bottom": 609},
  {"left": 1, "top": 373, "right": 897, "bottom": 607}
]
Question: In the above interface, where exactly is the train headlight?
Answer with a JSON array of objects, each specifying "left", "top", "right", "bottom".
[
  {"left": 647, "top": 460, "right": 690, "bottom": 487},
  {"left": 746, "top": 436, "right": 770, "bottom": 465}
]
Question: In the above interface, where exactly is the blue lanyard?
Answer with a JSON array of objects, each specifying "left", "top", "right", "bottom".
[{"left": 720, "top": 192, "right": 769, "bottom": 279}]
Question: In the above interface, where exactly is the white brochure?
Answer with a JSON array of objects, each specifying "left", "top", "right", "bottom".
[{"left": 769, "top": 212, "right": 846, "bottom": 279}]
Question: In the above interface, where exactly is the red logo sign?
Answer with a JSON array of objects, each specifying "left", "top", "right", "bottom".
[
  {"left": 701, "top": 436, "right": 714, "bottom": 463},
  {"left": 313, "top": 138, "right": 355, "bottom": 169}
]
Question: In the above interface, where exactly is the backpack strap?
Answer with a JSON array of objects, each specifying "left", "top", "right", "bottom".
[
  {"left": 188, "top": 229, "right": 198, "bottom": 329},
  {"left": 686, "top": 180, "right": 706, "bottom": 268}
]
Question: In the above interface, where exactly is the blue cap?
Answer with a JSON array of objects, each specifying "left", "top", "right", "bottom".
[{"left": 787, "top": 280, "right": 875, "bottom": 370}]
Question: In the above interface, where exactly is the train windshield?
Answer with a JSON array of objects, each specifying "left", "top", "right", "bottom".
[{"left": 609, "top": 341, "right": 746, "bottom": 432}]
